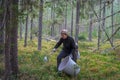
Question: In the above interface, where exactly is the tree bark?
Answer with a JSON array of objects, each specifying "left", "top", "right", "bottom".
[
  {"left": 19, "top": 0, "right": 23, "bottom": 40},
  {"left": 30, "top": 3, "right": 33, "bottom": 41},
  {"left": 19, "top": 20, "right": 22, "bottom": 40},
  {"left": 50, "top": 6, "right": 53, "bottom": 36},
  {"left": 10, "top": 0, "right": 19, "bottom": 76},
  {"left": 98, "top": 0, "right": 102, "bottom": 50},
  {"left": 4, "top": 0, "right": 11, "bottom": 79},
  {"left": 64, "top": 0, "right": 67, "bottom": 29},
  {"left": 51, "top": 3, "right": 55, "bottom": 37},
  {"left": 111, "top": 1, "right": 114, "bottom": 43},
  {"left": 75, "top": 0, "right": 80, "bottom": 43},
  {"left": 30, "top": 18, "right": 33, "bottom": 41},
  {"left": 71, "top": 0, "right": 74, "bottom": 37},
  {"left": 3, "top": 0, "right": 19, "bottom": 79},
  {"left": 0, "top": 0, "right": 4, "bottom": 54},
  {"left": 38, "top": 0, "right": 43, "bottom": 50},
  {"left": 101, "top": 1, "right": 106, "bottom": 42},
  {"left": 4, "top": 27, "right": 11, "bottom": 80},
  {"left": 88, "top": 13, "right": 92, "bottom": 41},
  {"left": 24, "top": 14, "right": 28, "bottom": 47}
]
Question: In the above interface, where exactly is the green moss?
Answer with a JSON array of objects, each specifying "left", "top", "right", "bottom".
[{"left": 0, "top": 39, "right": 120, "bottom": 80}]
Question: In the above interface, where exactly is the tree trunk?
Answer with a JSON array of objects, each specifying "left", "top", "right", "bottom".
[
  {"left": 38, "top": 0, "right": 43, "bottom": 50},
  {"left": 111, "top": 1, "right": 114, "bottom": 43},
  {"left": 4, "top": 0, "right": 19, "bottom": 79},
  {"left": 52, "top": 10, "right": 55, "bottom": 37},
  {"left": 30, "top": 18, "right": 33, "bottom": 41},
  {"left": 19, "top": 0, "right": 23, "bottom": 40},
  {"left": 88, "top": 13, "right": 92, "bottom": 41},
  {"left": 71, "top": 0, "right": 74, "bottom": 37},
  {"left": 4, "top": 27, "right": 11, "bottom": 80},
  {"left": 30, "top": 3, "right": 33, "bottom": 41},
  {"left": 64, "top": 1, "right": 67, "bottom": 29},
  {"left": 19, "top": 20, "right": 22, "bottom": 40},
  {"left": 10, "top": 0, "right": 19, "bottom": 76},
  {"left": 50, "top": 6, "right": 52, "bottom": 36},
  {"left": 98, "top": 0, "right": 102, "bottom": 50},
  {"left": 0, "top": 0, "right": 4, "bottom": 54},
  {"left": 0, "top": 26, "right": 4, "bottom": 54},
  {"left": 51, "top": 3, "right": 55, "bottom": 37},
  {"left": 4, "top": 0, "right": 11, "bottom": 79},
  {"left": 101, "top": 2, "right": 106, "bottom": 41},
  {"left": 24, "top": 14, "right": 28, "bottom": 47},
  {"left": 75, "top": 0, "right": 80, "bottom": 43}
]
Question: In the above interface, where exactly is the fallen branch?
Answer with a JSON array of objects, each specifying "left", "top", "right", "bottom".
[
  {"left": 106, "top": 23, "right": 120, "bottom": 29},
  {"left": 114, "top": 45, "right": 120, "bottom": 49},
  {"left": 106, "top": 27, "right": 120, "bottom": 41},
  {"left": 89, "top": 1, "right": 114, "bottom": 48},
  {"left": 101, "top": 44, "right": 120, "bottom": 54},
  {"left": 42, "top": 37, "right": 57, "bottom": 42},
  {"left": 92, "top": 9, "right": 120, "bottom": 22}
]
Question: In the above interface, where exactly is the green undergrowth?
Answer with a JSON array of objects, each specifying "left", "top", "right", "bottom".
[{"left": 0, "top": 39, "right": 120, "bottom": 80}]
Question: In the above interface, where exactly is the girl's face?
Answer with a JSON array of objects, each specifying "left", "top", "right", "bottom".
[{"left": 61, "top": 33, "right": 67, "bottom": 39}]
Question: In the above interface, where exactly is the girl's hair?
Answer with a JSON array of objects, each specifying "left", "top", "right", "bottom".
[{"left": 61, "top": 29, "right": 68, "bottom": 35}]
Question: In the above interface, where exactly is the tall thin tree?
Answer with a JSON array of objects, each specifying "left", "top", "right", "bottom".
[
  {"left": 64, "top": 0, "right": 67, "bottom": 29},
  {"left": 38, "top": 0, "right": 43, "bottom": 50},
  {"left": 71, "top": 0, "right": 74, "bottom": 37},
  {"left": 10, "top": 0, "right": 19, "bottom": 76},
  {"left": 0, "top": 0, "right": 4, "bottom": 54},
  {"left": 51, "top": 2, "right": 55, "bottom": 37},
  {"left": 30, "top": 4, "right": 33, "bottom": 41},
  {"left": 19, "top": 0, "right": 23, "bottom": 40},
  {"left": 98, "top": 0, "right": 102, "bottom": 50},
  {"left": 4, "top": 0, "right": 11, "bottom": 79},
  {"left": 75, "top": 0, "right": 80, "bottom": 43},
  {"left": 24, "top": 14, "right": 28, "bottom": 47},
  {"left": 111, "top": 1, "right": 114, "bottom": 43},
  {"left": 30, "top": 17, "right": 33, "bottom": 41},
  {"left": 88, "top": 12, "right": 92, "bottom": 41},
  {"left": 19, "top": 20, "right": 23, "bottom": 40},
  {"left": 101, "top": 1, "right": 106, "bottom": 41}
]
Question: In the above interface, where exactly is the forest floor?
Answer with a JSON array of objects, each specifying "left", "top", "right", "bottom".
[{"left": 0, "top": 39, "right": 120, "bottom": 80}]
